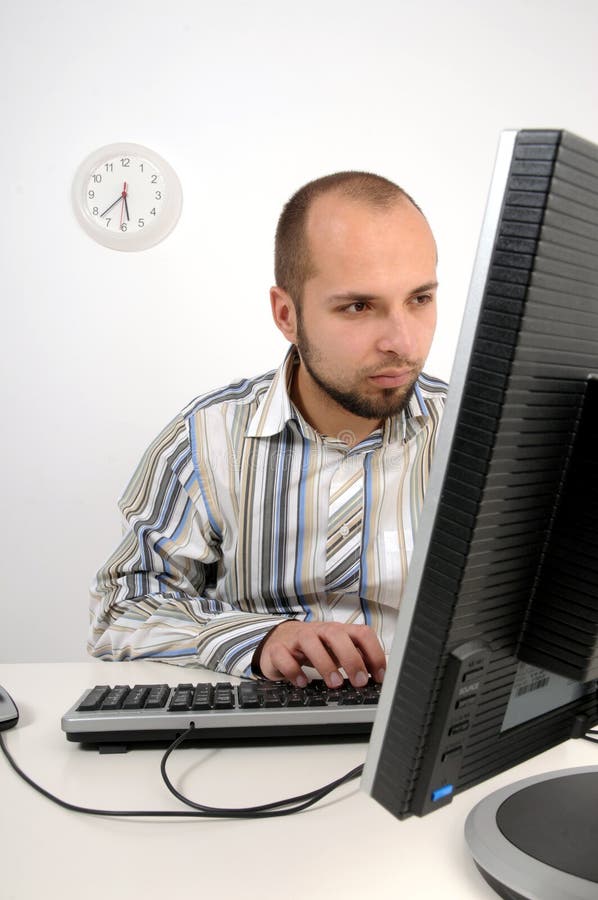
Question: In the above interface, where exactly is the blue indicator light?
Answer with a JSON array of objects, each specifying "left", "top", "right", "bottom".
[{"left": 431, "top": 784, "right": 454, "bottom": 802}]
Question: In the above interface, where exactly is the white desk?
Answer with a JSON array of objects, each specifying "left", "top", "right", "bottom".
[{"left": 1, "top": 661, "right": 596, "bottom": 900}]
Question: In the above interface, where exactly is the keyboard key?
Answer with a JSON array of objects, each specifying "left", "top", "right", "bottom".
[
  {"left": 169, "top": 687, "right": 193, "bottom": 711},
  {"left": 286, "top": 692, "right": 306, "bottom": 707},
  {"left": 305, "top": 694, "right": 328, "bottom": 707},
  {"left": 338, "top": 691, "right": 363, "bottom": 706},
  {"left": 101, "top": 686, "right": 130, "bottom": 710},
  {"left": 213, "top": 684, "right": 234, "bottom": 709},
  {"left": 122, "top": 686, "right": 150, "bottom": 709},
  {"left": 326, "top": 690, "right": 343, "bottom": 703},
  {"left": 144, "top": 684, "right": 170, "bottom": 709},
  {"left": 77, "top": 685, "right": 110, "bottom": 711},
  {"left": 362, "top": 687, "right": 380, "bottom": 704},
  {"left": 192, "top": 684, "right": 214, "bottom": 710},
  {"left": 261, "top": 685, "right": 284, "bottom": 708},
  {"left": 238, "top": 683, "right": 259, "bottom": 709}
]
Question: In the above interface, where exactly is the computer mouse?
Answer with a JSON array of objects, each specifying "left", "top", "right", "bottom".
[{"left": 0, "top": 685, "right": 19, "bottom": 730}]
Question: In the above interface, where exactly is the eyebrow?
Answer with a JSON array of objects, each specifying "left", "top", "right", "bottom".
[{"left": 327, "top": 282, "right": 439, "bottom": 303}]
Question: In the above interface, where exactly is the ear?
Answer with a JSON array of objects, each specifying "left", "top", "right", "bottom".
[{"left": 270, "top": 286, "right": 298, "bottom": 343}]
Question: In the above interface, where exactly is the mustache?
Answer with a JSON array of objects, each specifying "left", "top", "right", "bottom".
[{"left": 363, "top": 359, "right": 422, "bottom": 376}]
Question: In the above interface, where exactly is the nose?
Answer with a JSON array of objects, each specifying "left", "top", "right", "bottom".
[{"left": 375, "top": 309, "right": 417, "bottom": 359}]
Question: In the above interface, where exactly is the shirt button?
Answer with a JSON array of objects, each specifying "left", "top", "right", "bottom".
[{"left": 340, "top": 524, "right": 350, "bottom": 538}]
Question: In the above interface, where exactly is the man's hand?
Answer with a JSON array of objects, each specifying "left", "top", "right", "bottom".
[{"left": 256, "top": 620, "right": 386, "bottom": 689}]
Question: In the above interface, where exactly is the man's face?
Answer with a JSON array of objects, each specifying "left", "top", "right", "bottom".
[{"left": 293, "top": 192, "right": 438, "bottom": 424}]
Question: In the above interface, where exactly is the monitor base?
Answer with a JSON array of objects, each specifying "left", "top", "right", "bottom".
[{"left": 464, "top": 767, "right": 598, "bottom": 900}]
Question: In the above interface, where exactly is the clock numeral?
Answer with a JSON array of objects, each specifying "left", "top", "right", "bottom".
[
  {"left": 105, "top": 218, "right": 111, "bottom": 228},
  {"left": 137, "top": 218, "right": 145, "bottom": 228},
  {"left": 105, "top": 162, "right": 114, "bottom": 173},
  {"left": 120, "top": 157, "right": 130, "bottom": 167},
  {"left": 120, "top": 223, "right": 128, "bottom": 232},
  {"left": 88, "top": 190, "right": 95, "bottom": 199},
  {"left": 155, "top": 191, "right": 162, "bottom": 200},
  {"left": 92, "top": 174, "right": 102, "bottom": 183},
  {"left": 150, "top": 208, "right": 157, "bottom": 216},
  {"left": 139, "top": 163, "right": 144, "bottom": 172},
  {"left": 151, "top": 174, "right": 158, "bottom": 184},
  {"left": 92, "top": 207, "right": 99, "bottom": 216}
]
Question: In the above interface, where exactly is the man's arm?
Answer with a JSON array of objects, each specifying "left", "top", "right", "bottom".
[{"left": 88, "top": 414, "right": 287, "bottom": 678}]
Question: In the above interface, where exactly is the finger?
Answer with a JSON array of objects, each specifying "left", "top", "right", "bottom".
[
  {"left": 345, "top": 625, "right": 387, "bottom": 682},
  {"left": 318, "top": 628, "right": 374, "bottom": 688},
  {"left": 260, "top": 642, "right": 309, "bottom": 687},
  {"left": 291, "top": 632, "right": 348, "bottom": 689}
]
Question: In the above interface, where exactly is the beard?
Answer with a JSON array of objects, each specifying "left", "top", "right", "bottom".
[{"left": 295, "top": 316, "right": 421, "bottom": 421}]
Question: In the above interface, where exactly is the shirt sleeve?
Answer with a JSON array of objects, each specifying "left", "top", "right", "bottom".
[{"left": 88, "top": 413, "right": 288, "bottom": 678}]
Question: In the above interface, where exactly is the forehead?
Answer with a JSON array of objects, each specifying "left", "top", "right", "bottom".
[{"left": 305, "top": 191, "right": 437, "bottom": 282}]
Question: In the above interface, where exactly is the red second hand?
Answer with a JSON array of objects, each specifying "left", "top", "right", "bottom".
[{"left": 119, "top": 182, "right": 128, "bottom": 228}]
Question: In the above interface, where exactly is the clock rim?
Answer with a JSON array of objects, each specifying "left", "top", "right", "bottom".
[{"left": 72, "top": 142, "right": 183, "bottom": 251}]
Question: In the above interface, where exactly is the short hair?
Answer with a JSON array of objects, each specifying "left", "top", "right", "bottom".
[{"left": 274, "top": 171, "right": 421, "bottom": 305}]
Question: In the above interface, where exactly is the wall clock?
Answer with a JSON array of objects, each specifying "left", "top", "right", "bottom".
[{"left": 72, "top": 143, "right": 183, "bottom": 251}]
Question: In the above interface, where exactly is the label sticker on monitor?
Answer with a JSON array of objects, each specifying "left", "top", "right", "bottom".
[{"left": 501, "top": 662, "right": 595, "bottom": 731}]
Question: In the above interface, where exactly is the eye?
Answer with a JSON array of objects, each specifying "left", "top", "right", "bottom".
[
  {"left": 412, "top": 293, "right": 433, "bottom": 306},
  {"left": 343, "top": 300, "right": 369, "bottom": 314}
]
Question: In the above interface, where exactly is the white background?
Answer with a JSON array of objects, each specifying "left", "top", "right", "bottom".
[{"left": 1, "top": 0, "right": 597, "bottom": 662}]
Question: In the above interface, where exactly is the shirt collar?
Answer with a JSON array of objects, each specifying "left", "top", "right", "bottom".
[
  {"left": 246, "top": 347, "right": 299, "bottom": 438},
  {"left": 385, "top": 380, "right": 431, "bottom": 444},
  {"left": 246, "top": 346, "right": 430, "bottom": 443}
]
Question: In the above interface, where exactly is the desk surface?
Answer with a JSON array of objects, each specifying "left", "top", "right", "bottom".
[{"left": 1, "top": 660, "right": 597, "bottom": 900}]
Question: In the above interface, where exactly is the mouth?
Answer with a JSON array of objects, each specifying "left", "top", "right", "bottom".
[{"left": 368, "top": 369, "right": 415, "bottom": 388}]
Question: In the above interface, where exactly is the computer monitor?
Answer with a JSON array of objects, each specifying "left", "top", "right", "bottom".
[{"left": 362, "top": 129, "right": 598, "bottom": 835}]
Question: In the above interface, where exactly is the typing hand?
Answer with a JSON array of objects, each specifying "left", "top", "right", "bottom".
[{"left": 256, "top": 620, "right": 386, "bottom": 689}]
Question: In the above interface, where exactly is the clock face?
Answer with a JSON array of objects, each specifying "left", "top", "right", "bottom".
[{"left": 72, "top": 143, "right": 182, "bottom": 251}]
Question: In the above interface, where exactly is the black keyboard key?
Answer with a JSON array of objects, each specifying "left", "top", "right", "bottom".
[
  {"left": 305, "top": 694, "right": 328, "bottom": 707},
  {"left": 238, "top": 683, "right": 260, "bottom": 709},
  {"left": 192, "top": 684, "right": 214, "bottom": 710},
  {"left": 169, "top": 686, "right": 194, "bottom": 711},
  {"left": 261, "top": 685, "right": 284, "bottom": 708},
  {"left": 101, "top": 686, "right": 130, "bottom": 710},
  {"left": 122, "top": 686, "right": 150, "bottom": 709},
  {"left": 286, "top": 692, "right": 306, "bottom": 707},
  {"left": 338, "top": 691, "right": 363, "bottom": 706},
  {"left": 362, "top": 687, "right": 380, "bottom": 704},
  {"left": 213, "top": 683, "right": 234, "bottom": 709},
  {"left": 77, "top": 685, "right": 110, "bottom": 711},
  {"left": 144, "top": 684, "right": 170, "bottom": 709}
]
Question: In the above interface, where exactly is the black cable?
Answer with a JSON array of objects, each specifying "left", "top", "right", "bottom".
[
  {"left": 160, "top": 724, "right": 364, "bottom": 818},
  {"left": 0, "top": 730, "right": 201, "bottom": 817},
  {"left": 0, "top": 725, "right": 363, "bottom": 820}
]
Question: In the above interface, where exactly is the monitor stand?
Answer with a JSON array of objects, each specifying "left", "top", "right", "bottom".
[{"left": 464, "top": 766, "right": 598, "bottom": 899}]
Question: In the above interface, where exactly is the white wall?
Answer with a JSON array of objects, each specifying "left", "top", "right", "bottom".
[{"left": 1, "top": 0, "right": 597, "bottom": 662}]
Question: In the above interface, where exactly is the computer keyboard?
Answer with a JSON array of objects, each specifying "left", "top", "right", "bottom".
[{"left": 61, "top": 678, "right": 381, "bottom": 750}]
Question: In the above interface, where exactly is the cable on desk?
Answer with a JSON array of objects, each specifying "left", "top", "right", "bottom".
[
  {"left": 584, "top": 728, "right": 598, "bottom": 745},
  {"left": 160, "top": 723, "right": 364, "bottom": 817},
  {"left": 0, "top": 725, "right": 363, "bottom": 820}
]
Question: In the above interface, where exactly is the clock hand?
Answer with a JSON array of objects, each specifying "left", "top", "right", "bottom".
[
  {"left": 123, "top": 182, "right": 130, "bottom": 222},
  {"left": 119, "top": 182, "right": 129, "bottom": 228},
  {"left": 100, "top": 195, "right": 123, "bottom": 218}
]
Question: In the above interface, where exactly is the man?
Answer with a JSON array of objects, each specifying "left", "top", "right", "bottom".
[{"left": 89, "top": 171, "right": 446, "bottom": 691}]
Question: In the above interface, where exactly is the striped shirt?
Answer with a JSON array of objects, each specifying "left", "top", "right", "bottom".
[{"left": 89, "top": 349, "right": 447, "bottom": 678}]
